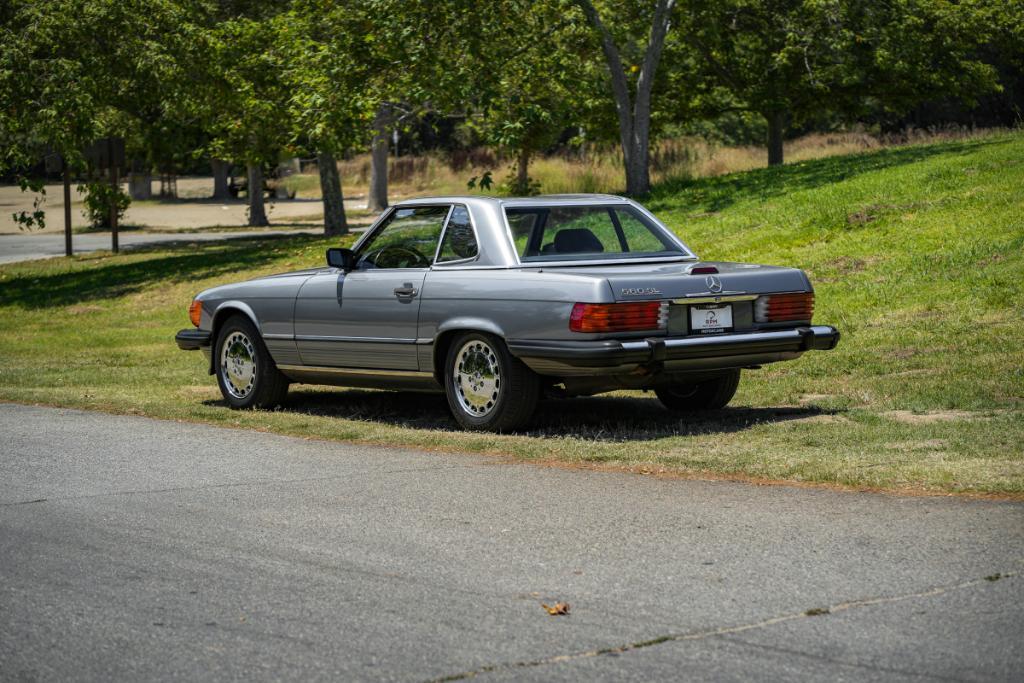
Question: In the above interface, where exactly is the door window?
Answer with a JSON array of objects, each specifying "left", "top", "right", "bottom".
[{"left": 357, "top": 206, "right": 449, "bottom": 269}]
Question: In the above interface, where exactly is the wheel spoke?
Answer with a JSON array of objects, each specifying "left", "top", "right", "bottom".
[
  {"left": 220, "top": 331, "right": 257, "bottom": 399},
  {"left": 452, "top": 339, "right": 501, "bottom": 417}
]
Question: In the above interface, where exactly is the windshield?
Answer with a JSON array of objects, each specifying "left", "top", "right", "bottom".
[{"left": 504, "top": 205, "right": 684, "bottom": 262}]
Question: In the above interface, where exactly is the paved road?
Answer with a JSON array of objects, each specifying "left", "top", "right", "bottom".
[
  {"left": 1, "top": 404, "right": 1021, "bottom": 682},
  {"left": 0, "top": 229, "right": 323, "bottom": 265}
]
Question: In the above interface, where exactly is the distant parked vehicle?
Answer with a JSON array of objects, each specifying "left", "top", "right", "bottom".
[
  {"left": 176, "top": 194, "right": 839, "bottom": 431},
  {"left": 227, "top": 173, "right": 296, "bottom": 200}
]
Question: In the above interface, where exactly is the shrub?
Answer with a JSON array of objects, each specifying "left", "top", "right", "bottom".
[{"left": 79, "top": 182, "right": 130, "bottom": 229}]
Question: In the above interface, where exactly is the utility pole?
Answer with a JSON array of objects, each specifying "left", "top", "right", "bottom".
[
  {"left": 63, "top": 165, "right": 72, "bottom": 257},
  {"left": 47, "top": 152, "right": 73, "bottom": 257},
  {"left": 110, "top": 163, "right": 119, "bottom": 253}
]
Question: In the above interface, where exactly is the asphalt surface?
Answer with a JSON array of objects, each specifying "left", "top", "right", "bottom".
[
  {"left": 0, "top": 230, "right": 321, "bottom": 265},
  {"left": 1, "top": 404, "right": 1021, "bottom": 682}
]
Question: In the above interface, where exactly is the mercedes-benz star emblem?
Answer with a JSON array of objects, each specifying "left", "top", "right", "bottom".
[{"left": 706, "top": 275, "right": 723, "bottom": 293}]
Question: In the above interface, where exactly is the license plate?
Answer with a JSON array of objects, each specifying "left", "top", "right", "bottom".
[{"left": 690, "top": 304, "right": 732, "bottom": 334}]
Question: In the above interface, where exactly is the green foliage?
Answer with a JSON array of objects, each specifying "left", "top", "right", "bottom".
[
  {"left": 11, "top": 177, "right": 47, "bottom": 230},
  {"left": 79, "top": 181, "right": 130, "bottom": 229},
  {"left": 281, "top": 0, "right": 382, "bottom": 156},
  {"left": 667, "top": 0, "right": 1004, "bottom": 145},
  {"left": 466, "top": 172, "right": 494, "bottom": 191},
  {"left": 0, "top": 0, "right": 1019, "bottom": 214}
]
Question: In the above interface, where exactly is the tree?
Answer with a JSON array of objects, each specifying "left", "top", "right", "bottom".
[
  {"left": 358, "top": 0, "right": 555, "bottom": 208},
  {"left": 0, "top": 0, "right": 201, "bottom": 243},
  {"left": 574, "top": 0, "right": 677, "bottom": 195},
  {"left": 201, "top": 15, "right": 294, "bottom": 226},
  {"left": 465, "top": 2, "right": 594, "bottom": 195},
  {"left": 283, "top": 0, "right": 382, "bottom": 234},
  {"left": 676, "top": 0, "right": 1002, "bottom": 166}
]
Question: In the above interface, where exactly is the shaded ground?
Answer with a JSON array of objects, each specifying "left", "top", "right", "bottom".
[{"left": 0, "top": 228, "right": 323, "bottom": 265}]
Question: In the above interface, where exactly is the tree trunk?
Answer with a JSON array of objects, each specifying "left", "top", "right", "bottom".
[
  {"left": 368, "top": 105, "right": 390, "bottom": 212},
  {"left": 766, "top": 111, "right": 785, "bottom": 166},
  {"left": 128, "top": 171, "right": 151, "bottom": 200},
  {"left": 514, "top": 147, "right": 531, "bottom": 195},
  {"left": 624, "top": 125, "right": 652, "bottom": 196},
  {"left": 576, "top": 0, "right": 675, "bottom": 197},
  {"left": 211, "top": 159, "right": 231, "bottom": 200},
  {"left": 318, "top": 150, "right": 348, "bottom": 236},
  {"left": 247, "top": 164, "right": 268, "bottom": 226}
]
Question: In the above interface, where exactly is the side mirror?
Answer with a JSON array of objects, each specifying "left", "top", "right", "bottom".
[{"left": 326, "top": 247, "right": 356, "bottom": 272}]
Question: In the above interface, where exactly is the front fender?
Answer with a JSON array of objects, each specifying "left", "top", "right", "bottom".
[
  {"left": 210, "top": 300, "right": 262, "bottom": 335},
  {"left": 204, "top": 301, "right": 262, "bottom": 374}
]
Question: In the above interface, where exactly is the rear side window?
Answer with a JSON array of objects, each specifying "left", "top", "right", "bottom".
[
  {"left": 505, "top": 205, "right": 681, "bottom": 262},
  {"left": 436, "top": 205, "right": 478, "bottom": 263}
]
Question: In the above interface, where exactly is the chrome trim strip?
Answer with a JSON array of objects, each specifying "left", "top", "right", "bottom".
[
  {"left": 674, "top": 294, "right": 758, "bottom": 304},
  {"left": 277, "top": 364, "right": 434, "bottom": 378},
  {"left": 293, "top": 335, "right": 416, "bottom": 344},
  {"left": 262, "top": 333, "right": 294, "bottom": 340}
]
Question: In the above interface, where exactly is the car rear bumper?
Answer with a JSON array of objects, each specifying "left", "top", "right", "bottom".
[
  {"left": 175, "top": 328, "right": 212, "bottom": 351},
  {"left": 507, "top": 325, "right": 840, "bottom": 376}
]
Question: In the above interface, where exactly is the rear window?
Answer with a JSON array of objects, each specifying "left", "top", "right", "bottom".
[{"left": 505, "top": 205, "right": 682, "bottom": 262}]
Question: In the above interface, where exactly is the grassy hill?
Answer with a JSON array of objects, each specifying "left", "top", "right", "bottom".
[{"left": 1, "top": 132, "right": 1021, "bottom": 495}]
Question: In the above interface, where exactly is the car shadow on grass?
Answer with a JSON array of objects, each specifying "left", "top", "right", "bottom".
[{"left": 210, "top": 388, "right": 837, "bottom": 442}]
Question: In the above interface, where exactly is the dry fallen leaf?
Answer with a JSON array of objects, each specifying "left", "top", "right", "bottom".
[{"left": 541, "top": 602, "right": 570, "bottom": 616}]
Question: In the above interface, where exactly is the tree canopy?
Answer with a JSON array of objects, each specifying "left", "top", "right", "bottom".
[{"left": 0, "top": 0, "right": 1018, "bottom": 218}]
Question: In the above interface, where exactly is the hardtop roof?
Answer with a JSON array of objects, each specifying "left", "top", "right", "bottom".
[{"left": 396, "top": 193, "right": 630, "bottom": 210}]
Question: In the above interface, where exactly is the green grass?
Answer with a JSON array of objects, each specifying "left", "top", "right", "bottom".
[{"left": 1, "top": 133, "right": 1022, "bottom": 495}]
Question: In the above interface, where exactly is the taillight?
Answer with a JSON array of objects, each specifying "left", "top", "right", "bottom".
[
  {"left": 188, "top": 300, "right": 202, "bottom": 327},
  {"left": 755, "top": 292, "right": 814, "bottom": 323},
  {"left": 570, "top": 301, "right": 668, "bottom": 333},
  {"left": 690, "top": 265, "right": 719, "bottom": 274}
]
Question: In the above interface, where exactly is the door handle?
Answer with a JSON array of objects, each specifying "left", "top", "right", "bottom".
[{"left": 394, "top": 283, "right": 418, "bottom": 298}]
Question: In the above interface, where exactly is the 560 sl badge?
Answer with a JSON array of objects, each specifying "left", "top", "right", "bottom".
[{"left": 621, "top": 287, "right": 662, "bottom": 296}]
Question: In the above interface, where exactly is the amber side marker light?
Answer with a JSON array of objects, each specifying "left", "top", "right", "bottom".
[
  {"left": 188, "top": 300, "right": 202, "bottom": 327},
  {"left": 570, "top": 301, "right": 668, "bottom": 333},
  {"left": 755, "top": 292, "right": 814, "bottom": 323}
]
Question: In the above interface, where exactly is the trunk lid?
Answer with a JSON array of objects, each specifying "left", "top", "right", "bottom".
[{"left": 547, "top": 261, "right": 811, "bottom": 301}]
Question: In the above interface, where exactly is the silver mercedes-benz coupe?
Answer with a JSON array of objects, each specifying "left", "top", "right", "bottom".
[{"left": 176, "top": 194, "right": 839, "bottom": 431}]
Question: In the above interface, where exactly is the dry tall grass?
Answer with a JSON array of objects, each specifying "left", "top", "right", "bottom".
[{"left": 287, "top": 126, "right": 1007, "bottom": 201}]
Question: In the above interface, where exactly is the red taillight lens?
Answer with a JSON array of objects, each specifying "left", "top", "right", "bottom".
[
  {"left": 755, "top": 292, "right": 814, "bottom": 323},
  {"left": 570, "top": 301, "right": 667, "bottom": 333},
  {"left": 690, "top": 265, "right": 719, "bottom": 274},
  {"left": 188, "top": 300, "right": 202, "bottom": 327}
]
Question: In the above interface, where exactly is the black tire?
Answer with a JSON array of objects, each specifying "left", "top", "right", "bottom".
[
  {"left": 655, "top": 370, "right": 740, "bottom": 412},
  {"left": 444, "top": 332, "right": 539, "bottom": 432},
  {"left": 214, "top": 315, "right": 289, "bottom": 409}
]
